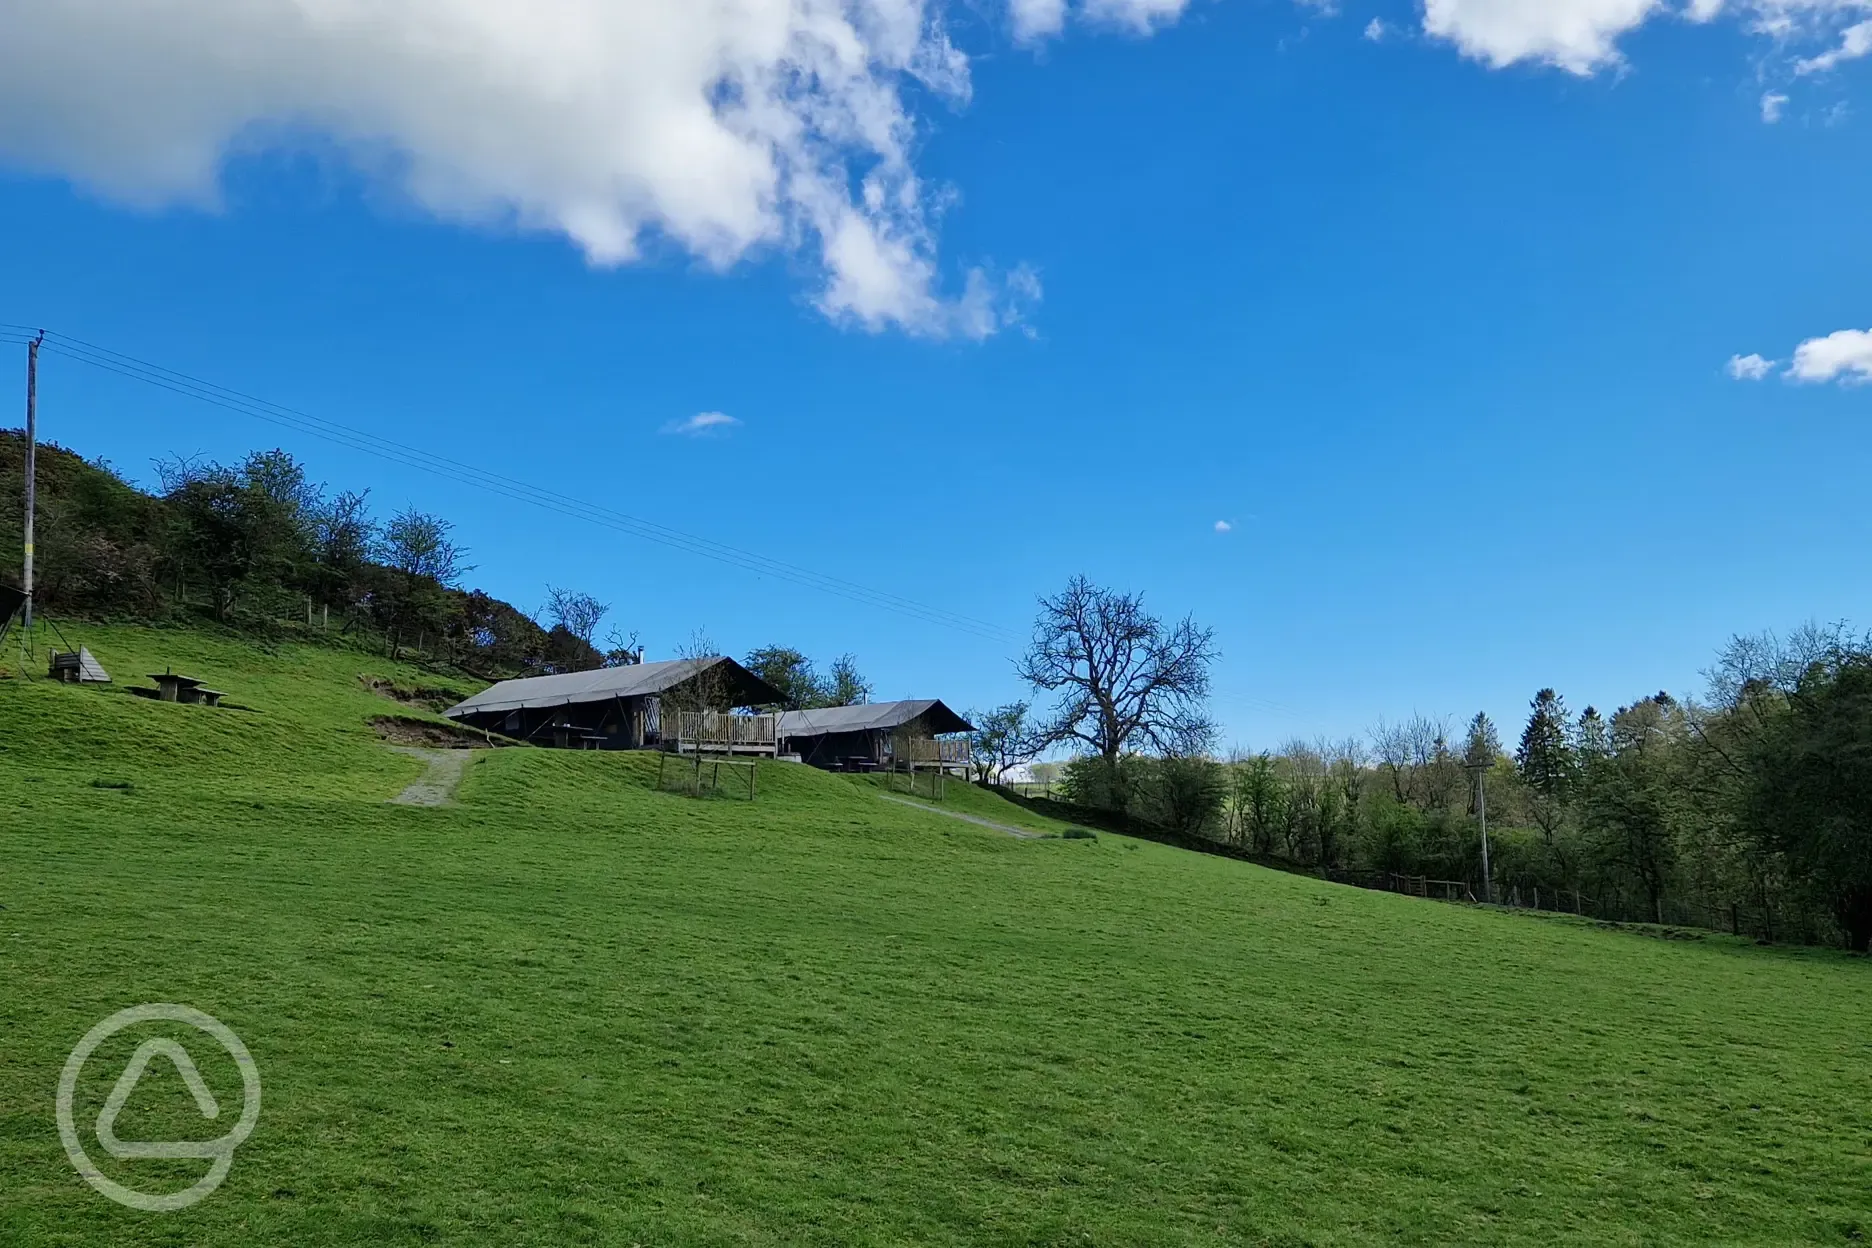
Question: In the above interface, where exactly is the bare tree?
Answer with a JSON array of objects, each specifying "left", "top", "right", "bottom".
[
  {"left": 664, "top": 630, "right": 734, "bottom": 716},
  {"left": 1328, "top": 735, "right": 1368, "bottom": 846},
  {"left": 1371, "top": 718, "right": 1414, "bottom": 806},
  {"left": 1019, "top": 575, "right": 1218, "bottom": 775},
  {"left": 545, "top": 586, "right": 609, "bottom": 649},
  {"left": 1278, "top": 738, "right": 1326, "bottom": 862},
  {"left": 602, "top": 623, "right": 642, "bottom": 668}
]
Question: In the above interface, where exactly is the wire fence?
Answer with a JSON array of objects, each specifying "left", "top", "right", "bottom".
[{"left": 1325, "top": 868, "right": 1794, "bottom": 940}]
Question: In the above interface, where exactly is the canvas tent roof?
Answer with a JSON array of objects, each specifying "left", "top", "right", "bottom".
[
  {"left": 777, "top": 699, "right": 973, "bottom": 739},
  {"left": 443, "top": 657, "right": 783, "bottom": 719}
]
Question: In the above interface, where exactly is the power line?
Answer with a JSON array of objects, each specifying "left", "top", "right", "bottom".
[{"left": 2, "top": 325, "right": 1023, "bottom": 645}]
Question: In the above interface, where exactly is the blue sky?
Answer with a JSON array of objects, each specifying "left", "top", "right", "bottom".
[{"left": 2, "top": 0, "right": 1870, "bottom": 749}]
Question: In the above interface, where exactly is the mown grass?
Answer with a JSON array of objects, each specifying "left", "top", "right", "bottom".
[{"left": 1, "top": 625, "right": 1869, "bottom": 1246}]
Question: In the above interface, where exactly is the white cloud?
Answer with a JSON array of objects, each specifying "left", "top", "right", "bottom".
[
  {"left": 1761, "top": 91, "right": 1790, "bottom": 122},
  {"left": 1010, "top": 0, "right": 1070, "bottom": 38},
  {"left": 1796, "top": 18, "right": 1872, "bottom": 72},
  {"left": 1365, "top": 17, "right": 1389, "bottom": 40},
  {"left": 1727, "top": 352, "right": 1776, "bottom": 380},
  {"left": 0, "top": 2, "right": 1193, "bottom": 340},
  {"left": 1419, "top": 0, "right": 1872, "bottom": 77},
  {"left": 1012, "top": 0, "right": 1191, "bottom": 40},
  {"left": 1787, "top": 328, "right": 1872, "bottom": 384},
  {"left": 663, "top": 411, "right": 741, "bottom": 436},
  {"left": 1082, "top": 0, "right": 1195, "bottom": 33},
  {"left": 1421, "top": 0, "right": 1664, "bottom": 74},
  {"left": 1214, "top": 519, "right": 1233, "bottom": 533}
]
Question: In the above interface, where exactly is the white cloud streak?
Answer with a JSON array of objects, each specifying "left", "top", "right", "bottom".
[
  {"left": 1727, "top": 352, "right": 1775, "bottom": 380},
  {"left": 1787, "top": 329, "right": 1872, "bottom": 384},
  {"left": 663, "top": 411, "right": 742, "bottom": 436},
  {"left": 1796, "top": 18, "right": 1872, "bottom": 72},
  {"left": 1364, "top": 17, "right": 1389, "bottom": 40},
  {"left": 1012, "top": 0, "right": 1191, "bottom": 40},
  {"left": 1761, "top": 91, "right": 1790, "bottom": 122},
  {"left": 1418, "top": 0, "right": 1872, "bottom": 80},
  {"left": 1214, "top": 519, "right": 1233, "bottom": 533},
  {"left": 0, "top": 1, "right": 1191, "bottom": 340}
]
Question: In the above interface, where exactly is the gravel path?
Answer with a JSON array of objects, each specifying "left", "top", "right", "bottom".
[
  {"left": 388, "top": 747, "right": 473, "bottom": 807},
  {"left": 878, "top": 794, "right": 1043, "bottom": 840}
]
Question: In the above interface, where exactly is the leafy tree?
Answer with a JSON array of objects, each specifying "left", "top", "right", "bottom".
[
  {"left": 155, "top": 451, "right": 317, "bottom": 619},
  {"left": 1464, "top": 711, "right": 1502, "bottom": 769},
  {"left": 1515, "top": 689, "right": 1578, "bottom": 843},
  {"left": 1154, "top": 750, "right": 1226, "bottom": 838},
  {"left": 1516, "top": 690, "right": 1575, "bottom": 793},
  {"left": 826, "top": 653, "right": 870, "bottom": 706},
  {"left": 969, "top": 702, "right": 1039, "bottom": 785},
  {"left": 311, "top": 489, "right": 376, "bottom": 612},
  {"left": 1740, "top": 650, "right": 1872, "bottom": 950},
  {"left": 445, "top": 589, "right": 545, "bottom": 671},
  {"left": 1225, "top": 753, "right": 1275, "bottom": 852},
  {"left": 375, "top": 508, "right": 469, "bottom": 657},
  {"left": 542, "top": 624, "right": 603, "bottom": 673},
  {"left": 1027, "top": 761, "right": 1063, "bottom": 790},
  {"left": 379, "top": 508, "right": 468, "bottom": 586},
  {"left": 743, "top": 645, "right": 824, "bottom": 710},
  {"left": 1575, "top": 706, "right": 1609, "bottom": 759},
  {"left": 1580, "top": 695, "right": 1683, "bottom": 924}
]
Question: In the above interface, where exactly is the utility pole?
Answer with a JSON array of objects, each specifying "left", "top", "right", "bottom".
[
  {"left": 22, "top": 330, "right": 43, "bottom": 633},
  {"left": 1466, "top": 759, "right": 1493, "bottom": 904}
]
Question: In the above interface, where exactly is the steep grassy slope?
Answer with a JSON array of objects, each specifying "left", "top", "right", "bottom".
[{"left": 1, "top": 626, "right": 1868, "bottom": 1246}]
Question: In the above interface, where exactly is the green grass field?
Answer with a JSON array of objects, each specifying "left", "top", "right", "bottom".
[{"left": 2, "top": 624, "right": 1868, "bottom": 1246}]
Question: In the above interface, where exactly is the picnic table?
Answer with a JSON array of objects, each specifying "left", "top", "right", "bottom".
[{"left": 147, "top": 673, "right": 224, "bottom": 706}]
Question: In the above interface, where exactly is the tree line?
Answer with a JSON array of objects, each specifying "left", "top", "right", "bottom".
[
  {"left": 1006, "top": 576, "right": 1872, "bottom": 953},
  {"left": 3, "top": 434, "right": 885, "bottom": 709},
  {"left": 6, "top": 436, "right": 655, "bottom": 674}
]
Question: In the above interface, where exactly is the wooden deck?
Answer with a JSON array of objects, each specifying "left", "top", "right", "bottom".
[
  {"left": 890, "top": 734, "right": 972, "bottom": 766},
  {"left": 664, "top": 710, "right": 779, "bottom": 756}
]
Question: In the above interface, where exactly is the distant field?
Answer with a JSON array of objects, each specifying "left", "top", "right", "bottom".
[{"left": 1, "top": 625, "right": 1868, "bottom": 1246}]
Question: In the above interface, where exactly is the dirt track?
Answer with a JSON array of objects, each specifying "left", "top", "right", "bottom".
[{"left": 388, "top": 747, "right": 473, "bottom": 806}]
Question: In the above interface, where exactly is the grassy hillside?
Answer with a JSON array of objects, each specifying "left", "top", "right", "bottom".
[{"left": 1, "top": 625, "right": 1868, "bottom": 1246}]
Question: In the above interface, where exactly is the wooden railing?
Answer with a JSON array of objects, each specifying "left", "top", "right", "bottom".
[
  {"left": 890, "top": 735, "right": 972, "bottom": 765},
  {"left": 667, "top": 711, "right": 778, "bottom": 753}
]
